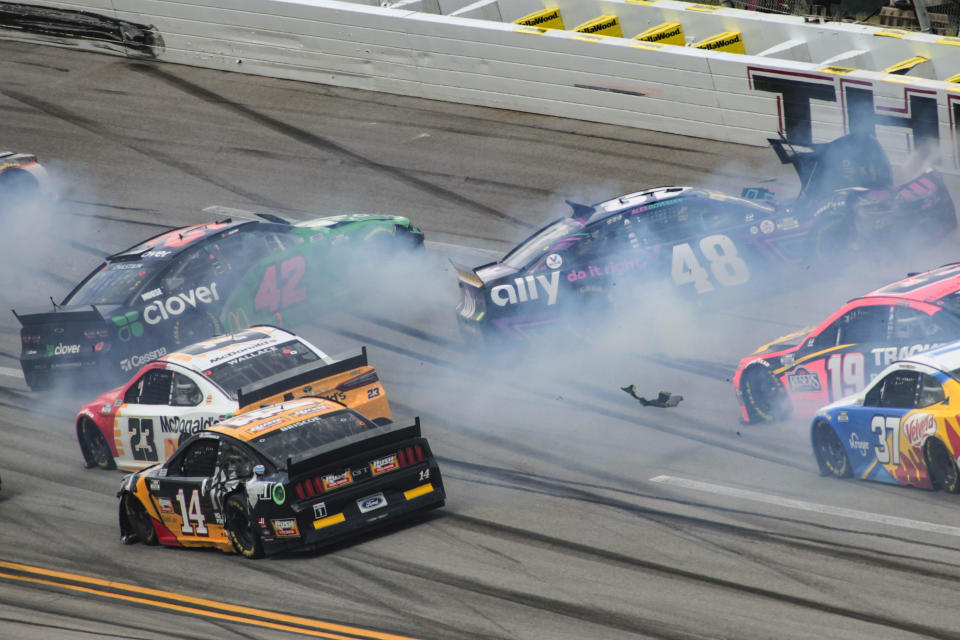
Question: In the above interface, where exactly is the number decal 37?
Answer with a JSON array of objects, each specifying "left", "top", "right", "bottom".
[{"left": 672, "top": 235, "right": 749, "bottom": 294}]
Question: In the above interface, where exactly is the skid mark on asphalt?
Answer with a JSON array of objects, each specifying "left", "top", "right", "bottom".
[
  {"left": 651, "top": 475, "right": 960, "bottom": 537},
  {"left": 130, "top": 64, "right": 535, "bottom": 231},
  {"left": 0, "top": 90, "right": 290, "bottom": 210}
]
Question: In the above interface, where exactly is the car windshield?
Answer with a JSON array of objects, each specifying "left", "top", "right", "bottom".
[
  {"left": 204, "top": 340, "right": 321, "bottom": 399},
  {"left": 248, "top": 410, "right": 376, "bottom": 466},
  {"left": 501, "top": 218, "right": 584, "bottom": 270},
  {"left": 65, "top": 259, "right": 167, "bottom": 306}
]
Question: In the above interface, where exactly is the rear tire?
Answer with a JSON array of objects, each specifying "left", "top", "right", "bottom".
[
  {"left": 812, "top": 421, "right": 851, "bottom": 478},
  {"left": 224, "top": 493, "right": 264, "bottom": 559},
  {"left": 122, "top": 493, "right": 158, "bottom": 545},
  {"left": 78, "top": 419, "right": 116, "bottom": 470},
  {"left": 740, "top": 366, "right": 791, "bottom": 423},
  {"left": 924, "top": 438, "right": 960, "bottom": 493}
]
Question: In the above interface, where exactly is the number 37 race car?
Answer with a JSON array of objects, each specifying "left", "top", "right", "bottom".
[{"left": 118, "top": 397, "right": 445, "bottom": 558}]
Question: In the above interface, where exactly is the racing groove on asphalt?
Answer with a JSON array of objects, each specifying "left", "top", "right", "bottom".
[{"left": 6, "top": 39, "right": 960, "bottom": 639}]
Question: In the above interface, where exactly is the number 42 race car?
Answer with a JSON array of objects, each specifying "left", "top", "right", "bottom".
[{"left": 118, "top": 397, "right": 445, "bottom": 558}]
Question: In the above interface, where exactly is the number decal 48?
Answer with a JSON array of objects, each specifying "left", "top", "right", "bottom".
[{"left": 672, "top": 235, "right": 750, "bottom": 294}]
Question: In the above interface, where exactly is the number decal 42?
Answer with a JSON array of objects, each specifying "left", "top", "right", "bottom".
[
  {"left": 255, "top": 255, "right": 307, "bottom": 312},
  {"left": 672, "top": 235, "right": 750, "bottom": 294}
]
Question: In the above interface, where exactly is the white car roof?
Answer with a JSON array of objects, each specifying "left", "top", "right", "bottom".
[
  {"left": 160, "top": 325, "right": 332, "bottom": 373},
  {"left": 897, "top": 340, "right": 960, "bottom": 375}
]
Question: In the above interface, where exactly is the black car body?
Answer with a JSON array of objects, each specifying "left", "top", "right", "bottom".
[
  {"left": 454, "top": 134, "right": 955, "bottom": 340},
  {"left": 117, "top": 398, "right": 445, "bottom": 558},
  {"left": 14, "top": 209, "right": 423, "bottom": 390}
]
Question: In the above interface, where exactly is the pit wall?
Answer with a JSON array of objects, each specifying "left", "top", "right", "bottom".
[{"left": 4, "top": 0, "right": 960, "bottom": 171}]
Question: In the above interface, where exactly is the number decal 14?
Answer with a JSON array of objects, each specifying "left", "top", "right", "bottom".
[{"left": 175, "top": 488, "right": 209, "bottom": 535}]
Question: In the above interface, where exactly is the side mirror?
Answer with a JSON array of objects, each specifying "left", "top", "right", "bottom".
[{"left": 253, "top": 464, "right": 265, "bottom": 478}]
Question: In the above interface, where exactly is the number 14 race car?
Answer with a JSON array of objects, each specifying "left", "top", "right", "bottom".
[
  {"left": 118, "top": 398, "right": 445, "bottom": 558},
  {"left": 77, "top": 326, "right": 391, "bottom": 471},
  {"left": 455, "top": 134, "right": 955, "bottom": 340}
]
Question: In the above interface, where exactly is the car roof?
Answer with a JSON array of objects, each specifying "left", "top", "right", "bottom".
[
  {"left": 863, "top": 263, "right": 960, "bottom": 302},
  {"left": 209, "top": 397, "right": 345, "bottom": 441},
  {"left": 900, "top": 341, "right": 960, "bottom": 373},
  {"left": 108, "top": 219, "right": 270, "bottom": 261},
  {"left": 588, "top": 187, "right": 775, "bottom": 225},
  {"left": 160, "top": 326, "right": 330, "bottom": 373}
]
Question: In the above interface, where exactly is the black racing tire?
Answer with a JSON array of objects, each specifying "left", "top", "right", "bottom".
[
  {"left": 78, "top": 419, "right": 116, "bottom": 470},
  {"left": 172, "top": 311, "right": 221, "bottom": 347},
  {"left": 224, "top": 493, "right": 264, "bottom": 559},
  {"left": 0, "top": 168, "right": 40, "bottom": 194},
  {"left": 812, "top": 421, "right": 852, "bottom": 478},
  {"left": 122, "top": 493, "right": 158, "bottom": 545},
  {"left": 924, "top": 438, "right": 960, "bottom": 493},
  {"left": 740, "top": 365, "right": 791, "bottom": 423}
]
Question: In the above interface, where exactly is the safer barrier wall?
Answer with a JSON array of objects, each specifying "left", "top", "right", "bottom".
[{"left": 4, "top": 0, "right": 960, "bottom": 171}]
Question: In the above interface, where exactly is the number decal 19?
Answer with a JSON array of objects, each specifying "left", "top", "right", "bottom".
[{"left": 827, "top": 352, "right": 866, "bottom": 400}]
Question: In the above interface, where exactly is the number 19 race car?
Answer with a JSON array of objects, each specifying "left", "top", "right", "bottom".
[
  {"left": 811, "top": 342, "right": 960, "bottom": 493},
  {"left": 118, "top": 397, "right": 445, "bottom": 558},
  {"left": 734, "top": 263, "right": 960, "bottom": 423},
  {"left": 15, "top": 207, "right": 422, "bottom": 390},
  {"left": 454, "top": 134, "right": 955, "bottom": 340},
  {"left": 77, "top": 326, "right": 391, "bottom": 471}
]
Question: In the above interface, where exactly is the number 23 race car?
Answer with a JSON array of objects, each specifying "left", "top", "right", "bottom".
[
  {"left": 118, "top": 398, "right": 445, "bottom": 558},
  {"left": 77, "top": 326, "right": 391, "bottom": 471}
]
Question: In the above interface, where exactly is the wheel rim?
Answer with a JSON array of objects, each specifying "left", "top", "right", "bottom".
[
  {"left": 124, "top": 495, "right": 155, "bottom": 543},
  {"left": 815, "top": 424, "right": 848, "bottom": 476},
  {"left": 928, "top": 440, "right": 959, "bottom": 491},
  {"left": 744, "top": 369, "right": 785, "bottom": 420},
  {"left": 82, "top": 421, "right": 113, "bottom": 468},
  {"left": 226, "top": 502, "right": 256, "bottom": 553}
]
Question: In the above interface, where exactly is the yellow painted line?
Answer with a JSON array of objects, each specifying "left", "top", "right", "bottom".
[
  {"left": 404, "top": 483, "right": 434, "bottom": 500},
  {"left": 772, "top": 344, "right": 852, "bottom": 375},
  {"left": 314, "top": 512, "right": 347, "bottom": 529},
  {"left": 0, "top": 560, "right": 416, "bottom": 640}
]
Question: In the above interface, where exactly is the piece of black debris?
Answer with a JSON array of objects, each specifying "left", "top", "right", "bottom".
[{"left": 621, "top": 385, "right": 683, "bottom": 408}]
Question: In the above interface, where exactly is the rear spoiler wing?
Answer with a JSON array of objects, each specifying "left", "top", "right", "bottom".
[
  {"left": 286, "top": 418, "right": 423, "bottom": 476},
  {"left": 11, "top": 305, "right": 105, "bottom": 327},
  {"left": 768, "top": 136, "right": 819, "bottom": 189},
  {"left": 236, "top": 347, "right": 368, "bottom": 410},
  {"left": 450, "top": 260, "right": 485, "bottom": 288}
]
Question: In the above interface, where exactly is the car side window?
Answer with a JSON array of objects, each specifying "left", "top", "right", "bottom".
[
  {"left": 918, "top": 374, "right": 945, "bottom": 408},
  {"left": 892, "top": 306, "right": 940, "bottom": 342},
  {"left": 637, "top": 200, "right": 703, "bottom": 244},
  {"left": 220, "top": 441, "right": 256, "bottom": 480},
  {"left": 124, "top": 369, "right": 173, "bottom": 405},
  {"left": 171, "top": 372, "right": 203, "bottom": 407},
  {"left": 173, "top": 439, "right": 220, "bottom": 477},
  {"left": 836, "top": 306, "right": 893, "bottom": 344},
  {"left": 877, "top": 370, "right": 920, "bottom": 408}
]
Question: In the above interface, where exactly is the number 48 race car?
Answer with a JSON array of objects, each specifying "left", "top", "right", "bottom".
[
  {"left": 118, "top": 398, "right": 445, "bottom": 558},
  {"left": 454, "top": 134, "right": 955, "bottom": 340}
]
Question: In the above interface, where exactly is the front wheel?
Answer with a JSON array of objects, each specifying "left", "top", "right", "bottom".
[
  {"left": 78, "top": 419, "right": 116, "bottom": 470},
  {"left": 172, "top": 311, "right": 221, "bottom": 346},
  {"left": 224, "top": 493, "right": 264, "bottom": 559},
  {"left": 812, "top": 421, "right": 852, "bottom": 478},
  {"left": 740, "top": 366, "right": 791, "bottom": 423},
  {"left": 924, "top": 438, "right": 960, "bottom": 493},
  {"left": 122, "top": 493, "right": 158, "bottom": 545}
]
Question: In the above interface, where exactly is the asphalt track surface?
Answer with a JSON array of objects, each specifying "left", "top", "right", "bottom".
[{"left": 4, "top": 39, "right": 960, "bottom": 640}]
